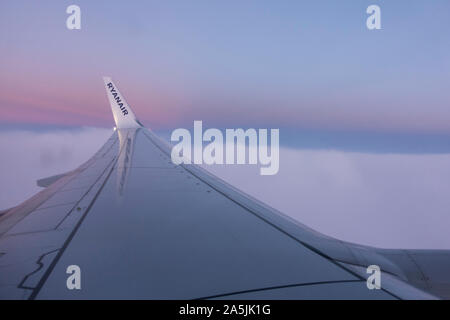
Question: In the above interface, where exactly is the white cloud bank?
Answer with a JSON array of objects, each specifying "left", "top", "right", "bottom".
[
  {"left": 0, "top": 128, "right": 112, "bottom": 210},
  {"left": 1, "top": 128, "right": 450, "bottom": 249},
  {"left": 202, "top": 148, "right": 450, "bottom": 249}
]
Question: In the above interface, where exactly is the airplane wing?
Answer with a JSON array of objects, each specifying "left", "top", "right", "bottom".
[{"left": 1, "top": 78, "right": 449, "bottom": 300}]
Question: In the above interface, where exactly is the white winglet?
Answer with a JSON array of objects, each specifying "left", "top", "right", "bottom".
[{"left": 103, "top": 77, "right": 142, "bottom": 129}]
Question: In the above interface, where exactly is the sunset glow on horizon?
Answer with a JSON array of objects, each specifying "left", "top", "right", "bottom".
[{"left": 1, "top": 0, "right": 450, "bottom": 135}]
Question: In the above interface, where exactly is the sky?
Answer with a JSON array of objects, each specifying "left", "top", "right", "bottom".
[
  {"left": 1, "top": 1, "right": 450, "bottom": 135},
  {"left": 1, "top": 1, "right": 450, "bottom": 248}
]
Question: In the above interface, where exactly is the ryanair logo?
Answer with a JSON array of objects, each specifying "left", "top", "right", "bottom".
[{"left": 107, "top": 82, "right": 129, "bottom": 116}]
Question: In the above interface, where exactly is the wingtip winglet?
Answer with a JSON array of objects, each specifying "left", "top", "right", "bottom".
[{"left": 103, "top": 77, "right": 142, "bottom": 129}]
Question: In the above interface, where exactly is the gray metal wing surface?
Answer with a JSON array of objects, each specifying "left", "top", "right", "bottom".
[{"left": 0, "top": 78, "right": 449, "bottom": 300}]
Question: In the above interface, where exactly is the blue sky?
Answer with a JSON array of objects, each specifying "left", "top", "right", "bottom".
[
  {"left": 1, "top": 1, "right": 450, "bottom": 153},
  {"left": 1, "top": 1, "right": 450, "bottom": 138}
]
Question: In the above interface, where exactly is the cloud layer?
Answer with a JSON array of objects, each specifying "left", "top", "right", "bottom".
[
  {"left": 0, "top": 128, "right": 112, "bottom": 209},
  {"left": 1, "top": 128, "right": 450, "bottom": 249},
  {"left": 204, "top": 148, "right": 450, "bottom": 249}
]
